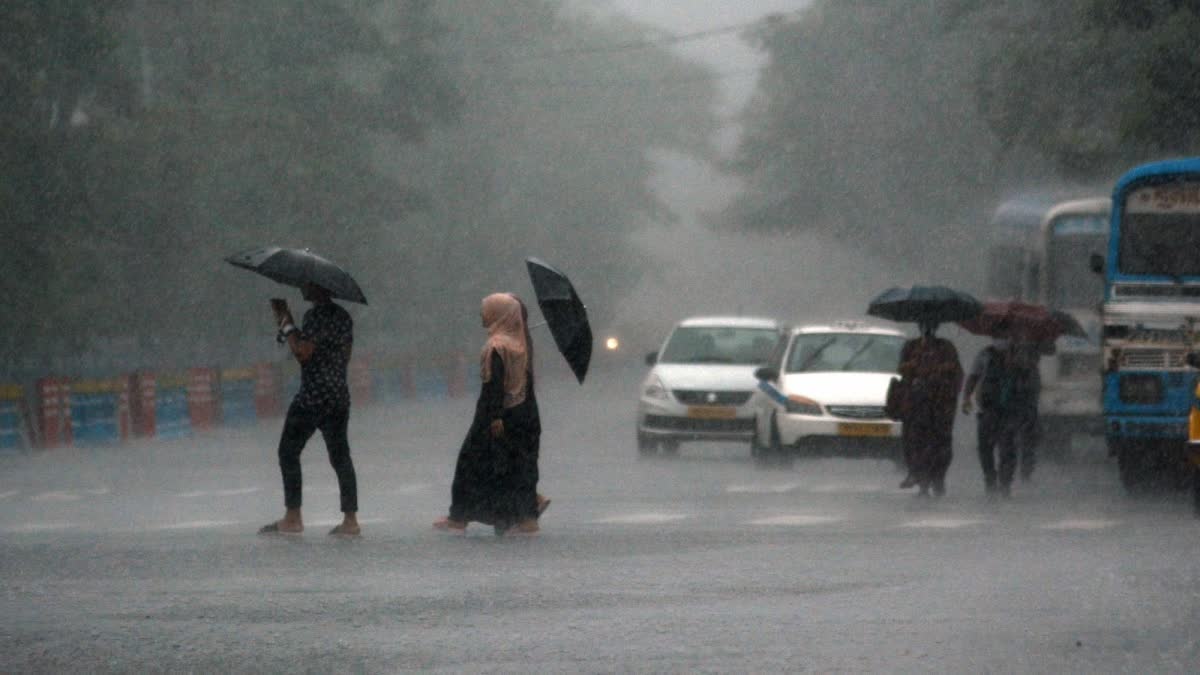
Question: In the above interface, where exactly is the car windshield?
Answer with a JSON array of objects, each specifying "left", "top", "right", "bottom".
[
  {"left": 786, "top": 333, "right": 904, "bottom": 373},
  {"left": 658, "top": 326, "right": 779, "bottom": 365}
]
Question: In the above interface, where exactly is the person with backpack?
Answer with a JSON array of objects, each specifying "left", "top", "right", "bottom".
[{"left": 962, "top": 338, "right": 1040, "bottom": 497}]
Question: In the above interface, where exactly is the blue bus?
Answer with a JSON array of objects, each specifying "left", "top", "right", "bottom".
[{"left": 1097, "top": 158, "right": 1200, "bottom": 492}]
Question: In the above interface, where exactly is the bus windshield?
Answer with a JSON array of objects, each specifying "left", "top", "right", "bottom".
[
  {"left": 1047, "top": 214, "right": 1107, "bottom": 308},
  {"left": 1119, "top": 181, "right": 1200, "bottom": 277}
]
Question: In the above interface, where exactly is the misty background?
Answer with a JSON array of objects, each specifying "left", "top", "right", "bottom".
[{"left": 5, "top": 0, "right": 1200, "bottom": 377}]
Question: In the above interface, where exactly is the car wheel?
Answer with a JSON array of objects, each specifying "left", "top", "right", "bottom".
[{"left": 637, "top": 432, "right": 657, "bottom": 457}]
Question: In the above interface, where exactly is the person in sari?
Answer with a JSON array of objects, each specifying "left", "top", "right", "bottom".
[
  {"left": 434, "top": 293, "right": 549, "bottom": 535},
  {"left": 897, "top": 320, "right": 963, "bottom": 497}
]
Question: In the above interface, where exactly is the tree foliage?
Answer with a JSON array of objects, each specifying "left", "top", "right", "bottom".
[{"left": 0, "top": 1, "right": 720, "bottom": 373}]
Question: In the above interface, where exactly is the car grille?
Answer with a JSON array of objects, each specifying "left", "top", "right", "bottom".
[
  {"left": 644, "top": 415, "right": 755, "bottom": 433},
  {"left": 672, "top": 390, "right": 752, "bottom": 406},
  {"left": 826, "top": 405, "right": 887, "bottom": 420},
  {"left": 1119, "top": 349, "right": 1187, "bottom": 370}
]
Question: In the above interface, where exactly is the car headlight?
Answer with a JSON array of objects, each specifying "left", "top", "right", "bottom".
[
  {"left": 643, "top": 375, "right": 670, "bottom": 401},
  {"left": 785, "top": 394, "right": 822, "bottom": 415}
]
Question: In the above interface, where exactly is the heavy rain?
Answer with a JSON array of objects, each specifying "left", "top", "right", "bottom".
[{"left": 3, "top": 1, "right": 1200, "bottom": 671}]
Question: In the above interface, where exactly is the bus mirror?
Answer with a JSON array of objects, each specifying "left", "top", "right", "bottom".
[
  {"left": 754, "top": 366, "right": 779, "bottom": 381},
  {"left": 1088, "top": 253, "right": 1105, "bottom": 275}
]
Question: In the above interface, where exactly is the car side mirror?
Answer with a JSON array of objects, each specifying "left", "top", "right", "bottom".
[
  {"left": 754, "top": 366, "right": 779, "bottom": 381},
  {"left": 644, "top": 351, "right": 658, "bottom": 366},
  {"left": 1186, "top": 352, "right": 1200, "bottom": 369},
  {"left": 1089, "top": 253, "right": 1105, "bottom": 275}
]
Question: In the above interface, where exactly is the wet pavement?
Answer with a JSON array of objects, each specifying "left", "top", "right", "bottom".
[{"left": 2, "top": 366, "right": 1198, "bottom": 672}]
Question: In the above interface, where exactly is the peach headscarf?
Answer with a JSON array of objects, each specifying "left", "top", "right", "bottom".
[{"left": 480, "top": 293, "right": 529, "bottom": 408}]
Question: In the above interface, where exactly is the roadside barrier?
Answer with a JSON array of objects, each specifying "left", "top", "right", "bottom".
[
  {"left": 70, "top": 379, "right": 121, "bottom": 445},
  {"left": 254, "top": 363, "right": 283, "bottom": 419},
  {"left": 0, "top": 385, "right": 27, "bottom": 451},
  {"left": 131, "top": 372, "right": 157, "bottom": 438},
  {"left": 11, "top": 349, "right": 480, "bottom": 453},
  {"left": 36, "top": 377, "right": 72, "bottom": 448},
  {"left": 220, "top": 368, "right": 257, "bottom": 426},
  {"left": 349, "top": 357, "right": 373, "bottom": 406},
  {"left": 155, "top": 373, "right": 192, "bottom": 440},
  {"left": 186, "top": 368, "right": 218, "bottom": 430}
]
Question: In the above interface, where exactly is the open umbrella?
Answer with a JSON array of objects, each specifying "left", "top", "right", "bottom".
[
  {"left": 525, "top": 257, "right": 592, "bottom": 384},
  {"left": 958, "top": 301, "right": 1086, "bottom": 342},
  {"left": 226, "top": 246, "right": 367, "bottom": 304},
  {"left": 867, "top": 285, "right": 982, "bottom": 324}
]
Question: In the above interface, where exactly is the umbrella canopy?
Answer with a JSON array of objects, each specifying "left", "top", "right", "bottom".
[
  {"left": 225, "top": 246, "right": 367, "bottom": 305},
  {"left": 867, "top": 285, "right": 982, "bottom": 324},
  {"left": 525, "top": 257, "right": 592, "bottom": 384},
  {"left": 958, "top": 301, "right": 1086, "bottom": 342}
]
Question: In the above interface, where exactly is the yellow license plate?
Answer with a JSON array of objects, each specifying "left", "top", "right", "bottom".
[
  {"left": 687, "top": 406, "right": 736, "bottom": 419},
  {"left": 838, "top": 422, "right": 891, "bottom": 437}
]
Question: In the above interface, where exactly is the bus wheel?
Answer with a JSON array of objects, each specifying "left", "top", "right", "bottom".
[{"left": 1118, "top": 442, "right": 1149, "bottom": 494}]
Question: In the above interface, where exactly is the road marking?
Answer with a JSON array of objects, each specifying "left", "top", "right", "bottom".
[
  {"left": 807, "top": 482, "right": 886, "bottom": 494},
  {"left": 31, "top": 491, "right": 82, "bottom": 502},
  {"left": 726, "top": 482, "right": 801, "bottom": 494},
  {"left": 4, "top": 522, "right": 78, "bottom": 533},
  {"left": 901, "top": 517, "right": 986, "bottom": 529},
  {"left": 175, "top": 487, "right": 261, "bottom": 498},
  {"left": 747, "top": 514, "right": 844, "bottom": 526},
  {"left": 0, "top": 490, "right": 19, "bottom": 499},
  {"left": 1041, "top": 518, "right": 1119, "bottom": 531},
  {"left": 152, "top": 520, "right": 246, "bottom": 530},
  {"left": 590, "top": 513, "right": 690, "bottom": 525}
]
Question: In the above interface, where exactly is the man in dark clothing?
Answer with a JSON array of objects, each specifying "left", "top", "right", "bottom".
[
  {"left": 259, "top": 282, "right": 360, "bottom": 536},
  {"left": 962, "top": 338, "right": 1040, "bottom": 497}
]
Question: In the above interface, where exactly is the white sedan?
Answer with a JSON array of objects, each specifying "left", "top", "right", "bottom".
[
  {"left": 637, "top": 316, "right": 785, "bottom": 456},
  {"left": 750, "top": 322, "right": 906, "bottom": 467}
]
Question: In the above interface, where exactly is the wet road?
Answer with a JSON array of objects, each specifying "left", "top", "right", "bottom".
[{"left": 2, "top": 366, "right": 1198, "bottom": 672}]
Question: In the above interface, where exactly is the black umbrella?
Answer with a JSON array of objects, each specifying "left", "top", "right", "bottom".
[
  {"left": 867, "top": 285, "right": 981, "bottom": 324},
  {"left": 525, "top": 257, "right": 592, "bottom": 384},
  {"left": 226, "top": 246, "right": 368, "bottom": 305}
]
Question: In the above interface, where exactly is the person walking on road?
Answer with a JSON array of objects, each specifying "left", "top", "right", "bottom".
[
  {"left": 897, "top": 321, "right": 963, "bottom": 497},
  {"left": 259, "top": 282, "right": 360, "bottom": 536},
  {"left": 435, "top": 293, "right": 549, "bottom": 536},
  {"left": 962, "top": 338, "right": 1040, "bottom": 497}
]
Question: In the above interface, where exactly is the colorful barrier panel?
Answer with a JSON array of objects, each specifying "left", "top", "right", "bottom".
[
  {"left": 187, "top": 368, "right": 218, "bottom": 430},
  {"left": 0, "top": 385, "right": 26, "bottom": 451},
  {"left": 131, "top": 372, "right": 157, "bottom": 438},
  {"left": 220, "top": 368, "right": 257, "bottom": 426},
  {"left": 70, "top": 379, "right": 122, "bottom": 445},
  {"left": 255, "top": 363, "right": 283, "bottom": 418},
  {"left": 155, "top": 374, "right": 192, "bottom": 440},
  {"left": 36, "top": 377, "right": 72, "bottom": 448}
]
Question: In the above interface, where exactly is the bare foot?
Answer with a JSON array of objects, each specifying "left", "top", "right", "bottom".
[
  {"left": 259, "top": 519, "right": 303, "bottom": 535},
  {"left": 433, "top": 516, "right": 467, "bottom": 533},
  {"left": 328, "top": 523, "right": 360, "bottom": 537},
  {"left": 503, "top": 519, "right": 540, "bottom": 536}
]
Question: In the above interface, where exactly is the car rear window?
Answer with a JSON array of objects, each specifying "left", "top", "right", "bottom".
[
  {"left": 659, "top": 327, "right": 779, "bottom": 365},
  {"left": 786, "top": 333, "right": 904, "bottom": 373}
]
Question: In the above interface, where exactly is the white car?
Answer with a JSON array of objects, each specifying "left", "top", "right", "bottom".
[
  {"left": 750, "top": 322, "right": 906, "bottom": 467},
  {"left": 637, "top": 317, "right": 785, "bottom": 456}
]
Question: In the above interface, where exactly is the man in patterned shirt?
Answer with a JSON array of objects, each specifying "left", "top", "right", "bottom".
[{"left": 259, "top": 281, "right": 360, "bottom": 536}]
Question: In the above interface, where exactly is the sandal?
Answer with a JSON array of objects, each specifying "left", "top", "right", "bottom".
[
  {"left": 328, "top": 524, "right": 361, "bottom": 537},
  {"left": 536, "top": 495, "right": 552, "bottom": 517}
]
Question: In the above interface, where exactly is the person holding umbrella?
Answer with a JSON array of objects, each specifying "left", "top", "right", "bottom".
[
  {"left": 226, "top": 246, "right": 367, "bottom": 536},
  {"left": 434, "top": 293, "right": 548, "bottom": 536},
  {"left": 868, "top": 286, "right": 976, "bottom": 497}
]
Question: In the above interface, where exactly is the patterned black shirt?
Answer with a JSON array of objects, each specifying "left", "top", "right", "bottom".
[{"left": 294, "top": 302, "right": 353, "bottom": 411}]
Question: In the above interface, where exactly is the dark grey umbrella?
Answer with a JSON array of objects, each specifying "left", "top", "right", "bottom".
[
  {"left": 526, "top": 257, "right": 591, "bottom": 384},
  {"left": 867, "top": 285, "right": 981, "bottom": 324},
  {"left": 225, "top": 246, "right": 367, "bottom": 304}
]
